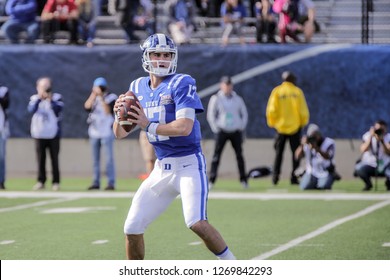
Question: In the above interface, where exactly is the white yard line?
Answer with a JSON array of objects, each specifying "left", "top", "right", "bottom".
[
  {"left": 252, "top": 199, "right": 390, "bottom": 260},
  {"left": 1, "top": 191, "right": 390, "bottom": 201},
  {"left": 0, "top": 197, "right": 80, "bottom": 213}
]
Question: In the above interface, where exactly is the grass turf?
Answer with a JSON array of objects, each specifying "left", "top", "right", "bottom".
[{"left": 0, "top": 177, "right": 389, "bottom": 260}]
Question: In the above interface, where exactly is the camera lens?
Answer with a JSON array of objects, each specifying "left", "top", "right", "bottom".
[{"left": 375, "top": 128, "right": 383, "bottom": 136}]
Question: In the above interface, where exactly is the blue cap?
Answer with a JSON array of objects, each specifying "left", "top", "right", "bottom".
[{"left": 93, "top": 77, "right": 107, "bottom": 87}]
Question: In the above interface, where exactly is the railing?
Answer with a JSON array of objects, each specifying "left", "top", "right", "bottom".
[{"left": 362, "top": 0, "right": 374, "bottom": 44}]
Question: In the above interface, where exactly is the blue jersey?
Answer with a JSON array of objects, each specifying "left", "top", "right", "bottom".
[{"left": 129, "top": 74, "right": 204, "bottom": 160}]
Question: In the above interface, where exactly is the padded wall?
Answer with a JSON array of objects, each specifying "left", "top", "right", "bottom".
[{"left": 0, "top": 44, "right": 389, "bottom": 139}]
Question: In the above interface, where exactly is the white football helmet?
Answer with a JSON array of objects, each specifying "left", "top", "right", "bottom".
[{"left": 140, "top": 33, "right": 178, "bottom": 77}]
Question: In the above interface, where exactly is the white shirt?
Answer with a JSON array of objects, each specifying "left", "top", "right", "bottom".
[
  {"left": 360, "top": 131, "right": 390, "bottom": 172},
  {"left": 303, "top": 137, "right": 335, "bottom": 178},
  {"left": 207, "top": 90, "right": 248, "bottom": 133},
  {"left": 87, "top": 93, "right": 117, "bottom": 138}
]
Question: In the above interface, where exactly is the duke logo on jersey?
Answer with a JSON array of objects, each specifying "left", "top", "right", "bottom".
[{"left": 129, "top": 74, "right": 204, "bottom": 160}]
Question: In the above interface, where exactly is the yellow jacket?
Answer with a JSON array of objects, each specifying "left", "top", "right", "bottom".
[{"left": 266, "top": 81, "right": 309, "bottom": 134}]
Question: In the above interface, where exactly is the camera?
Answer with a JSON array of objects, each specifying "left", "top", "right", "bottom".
[
  {"left": 307, "top": 136, "right": 317, "bottom": 144},
  {"left": 374, "top": 128, "right": 384, "bottom": 136}
]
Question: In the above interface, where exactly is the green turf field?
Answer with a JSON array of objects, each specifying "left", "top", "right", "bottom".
[{"left": 1, "top": 177, "right": 389, "bottom": 260}]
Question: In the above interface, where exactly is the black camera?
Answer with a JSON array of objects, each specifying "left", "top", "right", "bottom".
[
  {"left": 374, "top": 128, "right": 384, "bottom": 136},
  {"left": 307, "top": 136, "right": 317, "bottom": 144}
]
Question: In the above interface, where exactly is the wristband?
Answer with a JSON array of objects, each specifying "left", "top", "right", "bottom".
[
  {"left": 147, "top": 123, "right": 159, "bottom": 135},
  {"left": 114, "top": 113, "right": 119, "bottom": 124},
  {"left": 144, "top": 122, "right": 152, "bottom": 132}
]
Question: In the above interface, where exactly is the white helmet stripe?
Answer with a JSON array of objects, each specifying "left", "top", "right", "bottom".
[
  {"left": 156, "top": 33, "right": 166, "bottom": 46},
  {"left": 141, "top": 33, "right": 177, "bottom": 76}
]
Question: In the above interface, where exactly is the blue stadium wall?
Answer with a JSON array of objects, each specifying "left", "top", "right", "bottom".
[{"left": 1, "top": 44, "right": 389, "bottom": 139}]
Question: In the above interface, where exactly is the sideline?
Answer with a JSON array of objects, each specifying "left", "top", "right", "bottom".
[
  {"left": 252, "top": 199, "right": 390, "bottom": 260},
  {"left": 198, "top": 44, "right": 352, "bottom": 98}
]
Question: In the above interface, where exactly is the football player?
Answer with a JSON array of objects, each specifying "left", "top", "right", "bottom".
[{"left": 113, "top": 33, "right": 236, "bottom": 260}]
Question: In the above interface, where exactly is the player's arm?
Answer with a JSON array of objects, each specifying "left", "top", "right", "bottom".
[{"left": 152, "top": 118, "right": 193, "bottom": 137}]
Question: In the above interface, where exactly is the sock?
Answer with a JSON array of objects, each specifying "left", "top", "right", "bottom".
[{"left": 216, "top": 246, "right": 236, "bottom": 260}]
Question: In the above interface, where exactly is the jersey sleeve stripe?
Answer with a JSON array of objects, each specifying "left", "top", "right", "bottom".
[
  {"left": 176, "top": 108, "right": 195, "bottom": 120},
  {"left": 167, "top": 74, "right": 179, "bottom": 89},
  {"left": 129, "top": 77, "right": 143, "bottom": 93}
]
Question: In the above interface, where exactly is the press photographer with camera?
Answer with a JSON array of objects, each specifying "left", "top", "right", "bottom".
[
  {"left": 28, "top": 77, "right": 64, "bottom": 191},
  {"left": 354, "top": 120, "right": 390, "bottom": 191},
  {"left": 294, "top": 123, "right": 340, "bottom": 190}
]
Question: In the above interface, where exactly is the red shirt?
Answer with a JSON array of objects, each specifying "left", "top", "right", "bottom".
[{"left": 43, "top": 0, "right": 77, "bottom": 21}]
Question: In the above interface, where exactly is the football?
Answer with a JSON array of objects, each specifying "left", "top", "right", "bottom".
[{"left": 116, "top": 91, "right": 139, "bottom": 132}]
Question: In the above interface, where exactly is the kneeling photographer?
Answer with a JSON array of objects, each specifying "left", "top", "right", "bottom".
[
  {"left": 354, "top": 120, "right": 390, "bottom": 191},
  {"left": 295, "top": 124, "right": 339, "bottom": 190}
]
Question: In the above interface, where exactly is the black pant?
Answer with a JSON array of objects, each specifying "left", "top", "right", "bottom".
[
  {"left": 41, "top": 19, "right": 78, "bottom": 43},
  {"left": 256, "top": 19, "right": 276, "bottom": 43},
  {"left": 35, "top": 138, "right": 60, "bottom": 184},
  {"left": 273, "top": 130, "right": 301, "bottom": 180},
  {"left": 209, "top": 130, "right": 246, "bottom": 183},
  {"left": 355, "top": 163, "right": 390, "bottom": 189}
]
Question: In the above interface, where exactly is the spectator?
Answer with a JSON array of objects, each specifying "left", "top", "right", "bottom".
[
  {"left": 97, "top": 0, "right": 108, "bottom": 15},
  {"left": 76, "top": 0, "right": 97, "bottom": 47},
  {"left": 84, "top": 77, "right": 117, "bottom": 191},
  {"left": 138, "top": 130, "right": 156, "bottom": 180},
  {"left": 296, "top": 0, "right": 319, "bottom": 43},
  {"left": 208, "top": 0, "right": 224, "bottom": 17},
  {"left": 0, "top": 84, "right": 10, "bottom": 190},
  {"left": 36, "top": 0, "right": 46, "bottom": 15},
  {"left": 28, "top": 77, "right": 64, "bottom": 191},
  {"left": 295, "top": 123, "right": 340, "bottom": 190},
  {"left": 41, "top": 0, "right": 79, "bottom": 44},
  {"left": 207, "top": 75, "right": 248, "bottom": 188},
  {"left": 266, "top": 71, "right": 309, "bottom": 185},
  {"left": 220, "top": 0, "right": 247, "bottom": 46},
  {"left": 165, "top": 0, "right": 196, "bottom": 45},
  {"left": 114, "top": 0, "right": 155, "bottom": 43},
  {"left": 1, "top": 0, "right": 40, "bottom": 44},
  {"left": 272, "top": 0, "right": 300, "bottom": 43},
  {"left": 194, "top": 0, "right": 209, "bottom": 17},
  {"left": 0, "top": 0, "right": 6, "bottom": 16},
  {"left": 273, "top": 0, "right": 319, "bottom": 43},
  {"left": 254, "top": 0, "right": 277, "bottom": 43},
  {"left": 354, "top": 120, "right": 390, "bottom": 192}
]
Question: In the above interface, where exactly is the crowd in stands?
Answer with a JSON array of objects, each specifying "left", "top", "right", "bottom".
[{"left": 0, "top": 0, "right": 320, "bottom": 46}]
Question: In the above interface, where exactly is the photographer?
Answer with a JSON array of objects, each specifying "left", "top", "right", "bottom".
[
  {"left": 295, "top": 123, "right": 339, "bottom": 190},
  {"left": 355, "top": 120, "right": 390, "bottom": 191},
  {"left": 84, "top": 77, "right": 118, "bottom": 191},
  {"left": 28, "top": 77, "right": 64, "bottom": 191}
]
